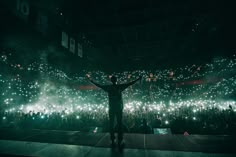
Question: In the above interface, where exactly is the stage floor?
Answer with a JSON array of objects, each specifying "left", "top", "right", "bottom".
[{"left": 0, "top": 128, "right": 235, "bottom": 157}]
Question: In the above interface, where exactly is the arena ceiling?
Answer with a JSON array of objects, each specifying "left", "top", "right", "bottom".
[
  {"left": 60, "top": 0, "right": 236, "bottom": 70},
  {"left": 1, "top": 0, "right": 235, "bottom": 71}
]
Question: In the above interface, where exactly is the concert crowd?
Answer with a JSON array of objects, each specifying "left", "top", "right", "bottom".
[{"left": 0, "top": 49, "right": 236, "bottom": 135}]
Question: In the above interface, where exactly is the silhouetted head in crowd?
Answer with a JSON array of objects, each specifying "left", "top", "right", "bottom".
[
  {"left": 142, "top": 118, "right": 147, "bottom": 126},
  {"left": 111, "top": 76, "right": 117, "bottom": 84}
]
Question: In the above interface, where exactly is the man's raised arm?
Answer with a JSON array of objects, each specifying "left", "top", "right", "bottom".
[
  {"left": 121, "top": 76, "right": 142, "bottom": 91},
  {"left": 87, "top": 75, "right": 107, "bottom": 91},
  {"left": 90, "top": 79, "right": 103, "bottom": 89}
]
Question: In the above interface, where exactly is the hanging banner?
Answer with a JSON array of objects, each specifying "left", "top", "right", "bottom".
[
  {"left": 16, "top": 0, "right": 30, "bottom": 21},
  {"left": 61, "top": 32, "right": 69, "bottom": 48},
  {"left": 70, "top": 38, "right": 76, "bottom": 53},
  {"left": 37, "top": 14, "right": 48, "bottom": 33},
  {"left": 20, "top": 1, "right": 30, "bottom": 16},
  {"left": 78, "top": 43, "right": 83, "bottom": 57}
]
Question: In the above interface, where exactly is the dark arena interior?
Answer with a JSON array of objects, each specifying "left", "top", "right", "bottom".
[{"left": 0, "top": 0, "right": 236, "bottom": 157}]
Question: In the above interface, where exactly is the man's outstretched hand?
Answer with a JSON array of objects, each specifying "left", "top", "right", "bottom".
[{"left": 86, "top": 74, "right": 92, "bottom": 81}]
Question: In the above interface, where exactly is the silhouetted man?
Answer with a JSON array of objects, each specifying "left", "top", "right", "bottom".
[
  {"left": 88, "top": 75, "right": 142, "bottom": 146},
  {"left": 139, "top": 118, "right": 152, "bottom": 134}
]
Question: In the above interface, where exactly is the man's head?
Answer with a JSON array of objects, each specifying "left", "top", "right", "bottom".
[{"left": 110, "top": 76, "right": 117, "bottom": 84}]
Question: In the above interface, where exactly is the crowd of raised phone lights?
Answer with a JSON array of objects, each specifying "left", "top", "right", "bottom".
[{"left": 0, "top": 50, "right": 236, "bottom": 132}]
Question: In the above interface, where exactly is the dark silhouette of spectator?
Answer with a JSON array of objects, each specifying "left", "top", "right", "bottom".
[
  {"left": 130, "top": 119, "right": 141, "bottom": 133},
  {"left": 139, "top": 118, "right": 152, "bottom": 134},
  {"left": 151, "top": 115, "right": 162, "bottom": 128},
  {"left": 88, "top": 75, "right": 142, "bottom": 146}
]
